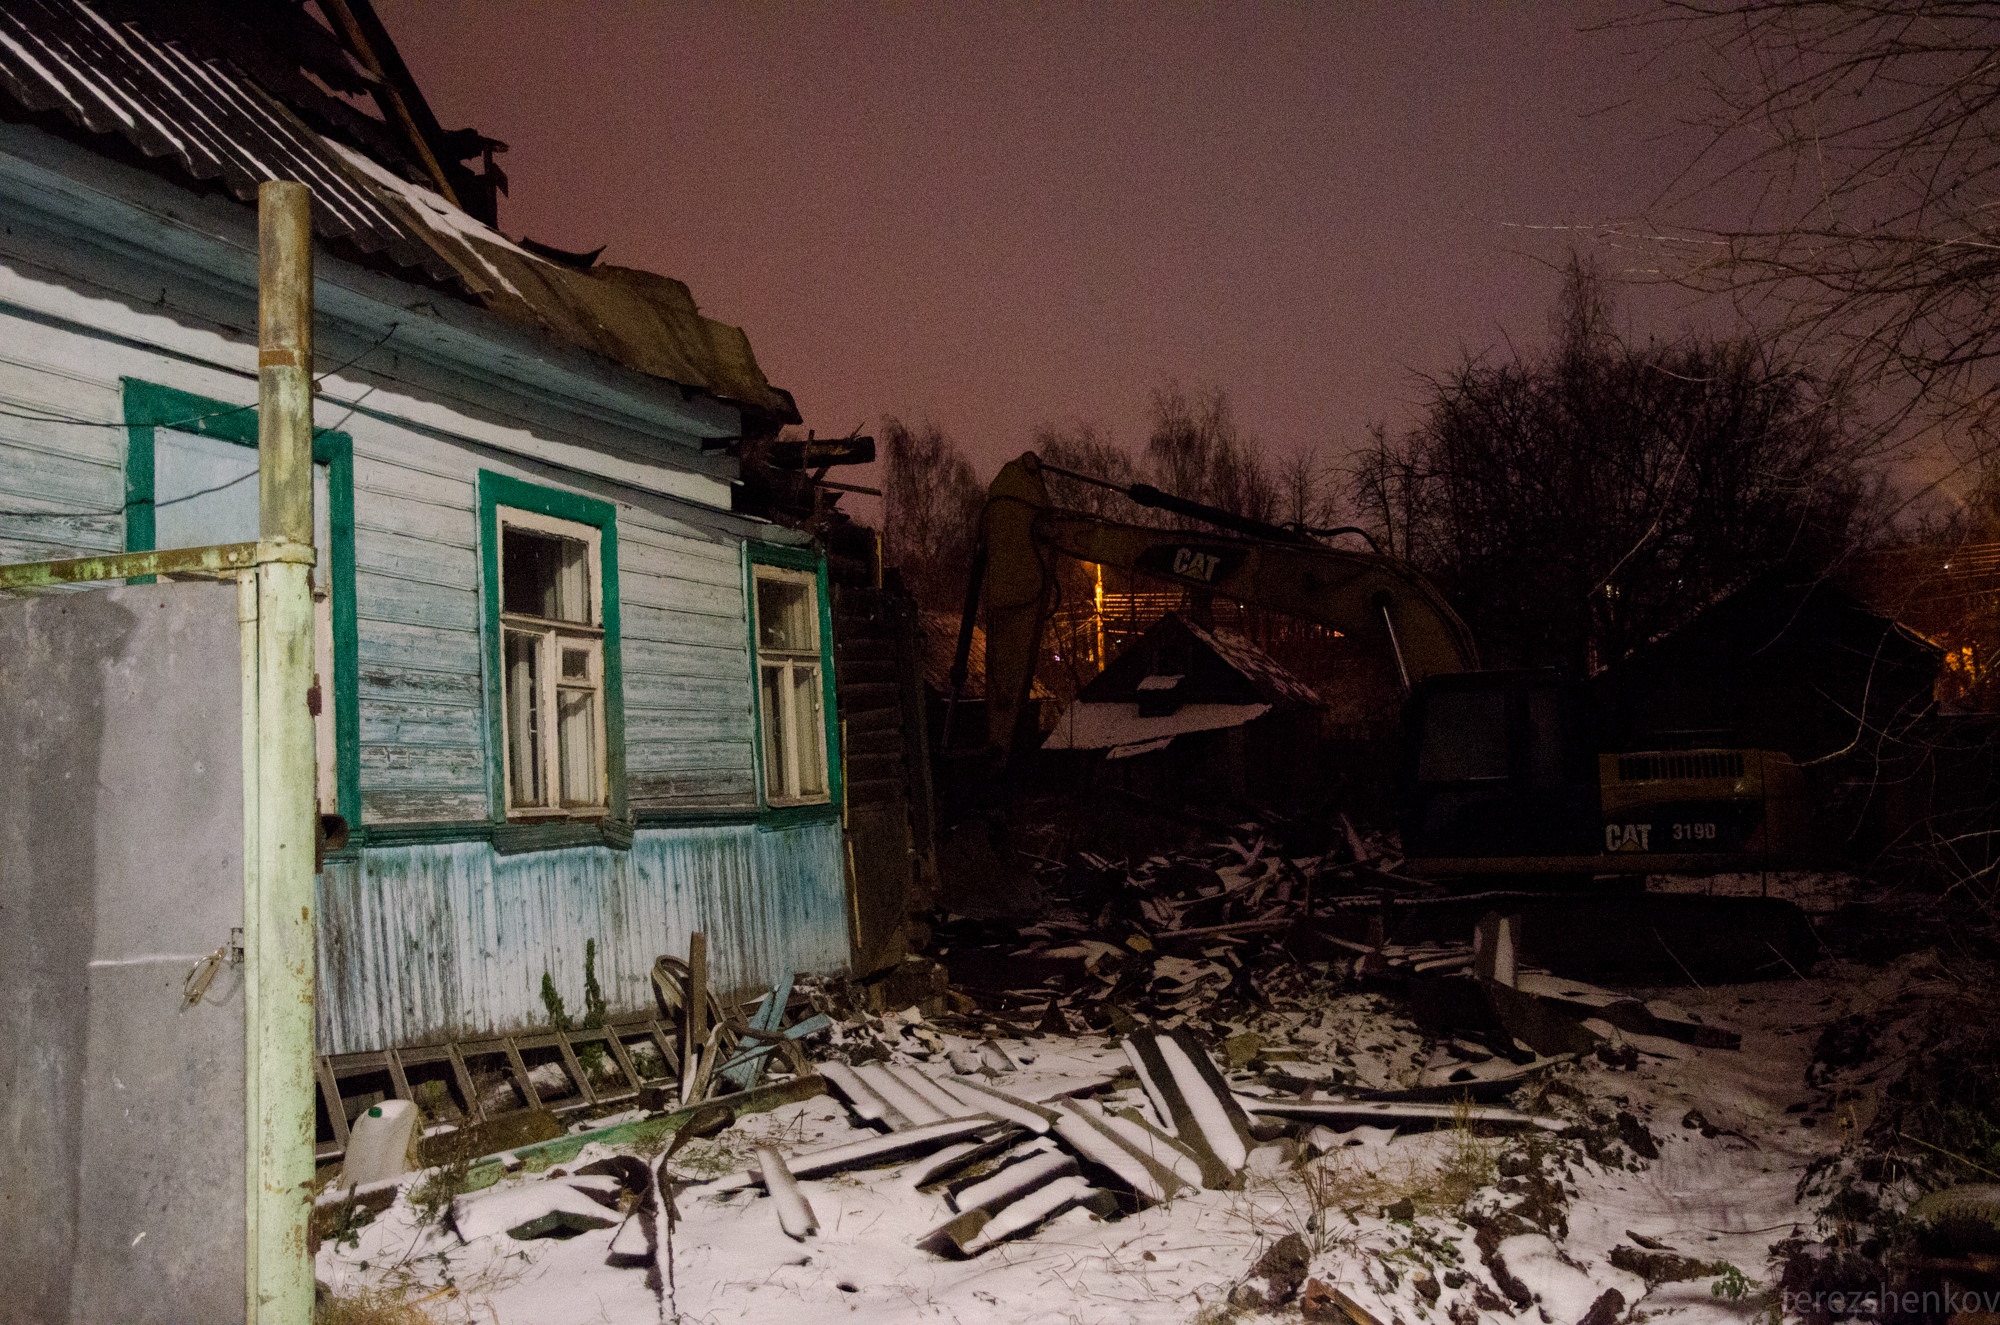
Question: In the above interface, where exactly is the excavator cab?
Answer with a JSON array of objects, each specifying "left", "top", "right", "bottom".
[{"left": 1401, "top": 671, "right": 1601, "bottom": 866}]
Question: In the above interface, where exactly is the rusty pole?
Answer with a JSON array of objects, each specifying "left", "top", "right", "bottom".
[{"left": 248, "top": 179, "right": 318, "bottom": 1325}]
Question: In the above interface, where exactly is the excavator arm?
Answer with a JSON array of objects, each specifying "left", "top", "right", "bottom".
[{"left": 977, "top": 452, "right": 1478, "bottom": 754}]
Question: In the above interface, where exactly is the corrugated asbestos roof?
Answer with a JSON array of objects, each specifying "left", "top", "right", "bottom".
[{"left": 0, "top": 0, "right": 798, "bottom": 422}]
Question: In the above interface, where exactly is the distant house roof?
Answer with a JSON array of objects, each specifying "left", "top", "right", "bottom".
[
  {"left": 1075, "top": 612, "right": 1323, "bottom": 710},
  {"left": 0, "top": 0, "right": 799, "bottom": 424},
  {"left": 1045, "top": 612, "right": 1322, "bottom": 753}
]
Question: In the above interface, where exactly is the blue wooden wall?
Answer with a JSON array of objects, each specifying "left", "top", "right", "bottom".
[{"left": 316, "top": 822, "right": 848, "bottom": 1054}]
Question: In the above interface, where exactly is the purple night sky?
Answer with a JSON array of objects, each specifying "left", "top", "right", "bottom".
[{"left": 379, "top": 3, "right": 1741, "bottom": 494}]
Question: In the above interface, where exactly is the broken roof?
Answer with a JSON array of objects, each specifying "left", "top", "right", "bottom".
[
  {"left": 1075, "top": 612, "right": 1324, "bottom": 710},
  {"left": 0, "top": 0, "right": 799, "bottom": 423}
]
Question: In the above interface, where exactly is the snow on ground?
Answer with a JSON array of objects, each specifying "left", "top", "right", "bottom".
[{"left": 319, "top": 970, "right": 1868, "bottom": 1325}]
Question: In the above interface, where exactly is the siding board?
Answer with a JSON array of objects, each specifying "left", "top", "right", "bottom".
[
  {"left": 621, "top": 602, "right": 745, "bottom": 649},
  {"left": 357, "top": 618, "right": 482, "bottom": 674},
  {"left": 359, "top": 696, "right": 484, "bottom": 748},
  {"left": 355, "top": 568, "right": 481, "bottom": 632}
]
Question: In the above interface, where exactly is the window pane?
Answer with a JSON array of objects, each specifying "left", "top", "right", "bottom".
[
  {"left": 503, "top": 526, "right": 591, "bottom": 623},
  {"left": 560, "top": 646, "right": 591, "bottom": 682},
  {"left": 154, "top": 428, "right": 258, "bottom": 551},
  {"left": 505, "top": 630, "right": 545, "bottom": 806},
  {"left": 756, "top": 575, "right": 816, "bottom": 653},
  {"left": 557, "top": 688, "right": 600, "bottom": 806},
  {"left": 1416, "top": 689, "right": 1509, "bottom": 782},
  {"left": 760, "top": 664, "right": 787, "bottom": 798},
  {"left": 789, "top": 664, "right": 826, "bottom": 796}
]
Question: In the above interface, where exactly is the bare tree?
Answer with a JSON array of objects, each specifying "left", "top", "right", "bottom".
[
  {"left": 1145, "top": 382, "right": 1278, "bottom": 524},
  {"left": 1030, "top": 420, "right": 1139, "bottom": 516},
  {"left": 1275, "top": 442, "right": 1341, "bottom": 532},
  {"left": 1635, "top": 2, "right": 2000, "bottom": 455},
  {"left": 1352, "top": 257, "right": 1886, "bottom": 673},
  {"left": 881, "top": 416, "right": 985, "bottom": 613}
]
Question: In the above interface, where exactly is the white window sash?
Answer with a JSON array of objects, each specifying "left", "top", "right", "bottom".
[{"left": 499, "top": 507, "right": 608, "bottom": 817}]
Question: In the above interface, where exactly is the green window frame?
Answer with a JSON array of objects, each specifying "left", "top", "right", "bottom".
[
  {"left": 746, "top": 543, "right": 841, "bottom": 827},
  {"left": 121, "top": 378, "right": 360, "bottom": 833},
  {"left": 476, "top": 471, "right": 627, "bottom": 837}
]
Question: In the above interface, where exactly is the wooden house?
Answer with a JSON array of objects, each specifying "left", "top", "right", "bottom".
[{"left": 0, "top": 1, "right": 857, "bottom": 1054}]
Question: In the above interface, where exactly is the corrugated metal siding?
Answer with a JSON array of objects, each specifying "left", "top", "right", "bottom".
[{"left": 314, "top": 820, "right": 848, "bottom": 1054}]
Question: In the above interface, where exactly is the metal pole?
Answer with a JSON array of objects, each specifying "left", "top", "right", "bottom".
[{"left": 248, "top": 179, "right": 317, "bottom": 1325}]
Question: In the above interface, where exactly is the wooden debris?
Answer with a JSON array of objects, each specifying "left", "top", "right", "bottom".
[{"left": 720, "top": 971, "right": 794, "bottom": 1092}]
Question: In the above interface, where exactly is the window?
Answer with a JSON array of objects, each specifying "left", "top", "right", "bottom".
[
  {"left": 498, "top": 509, "right": 607, "bottom": 815},
  {"left": 153, "top": 431, "right": 340, "bottom": 813},
  {"left": 121, "top": 379, "right": 357, "bottom": 830},
  {"left": 753, "top": 566, "right": 829, "bottom": 805}
]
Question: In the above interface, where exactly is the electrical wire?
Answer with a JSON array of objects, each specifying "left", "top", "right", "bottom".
[{"left": 0, "top": 324, "right": 398, "bottom": 520}]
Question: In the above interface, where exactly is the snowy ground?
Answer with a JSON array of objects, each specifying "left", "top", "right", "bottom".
[{"left": 317, "top": 952, "right": 1906, "bottom": 1325}]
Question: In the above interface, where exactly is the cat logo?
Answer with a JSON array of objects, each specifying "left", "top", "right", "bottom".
[
  {"left": 1171, "top": 547, "right": 1223, "bottom": 581},
  {"left": 1135, "top": 543, "right": 1247, "bottom": 585},
  {"left": 1604, "top": 822, "right": 1652, "bottom": 852}
]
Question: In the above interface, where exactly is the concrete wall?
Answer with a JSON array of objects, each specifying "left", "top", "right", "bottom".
[{"left": 0, "top": 581, "right": 244, "bottom": 1325}]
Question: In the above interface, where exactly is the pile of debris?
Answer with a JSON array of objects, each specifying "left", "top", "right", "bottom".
[{"left": 425, "top": 1024, "right": 1560, "bottom": 1293}]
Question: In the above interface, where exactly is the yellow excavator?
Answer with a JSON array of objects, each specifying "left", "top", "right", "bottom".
[{"left": 953, "top": 451, "right": 1809, "bottom": 881}]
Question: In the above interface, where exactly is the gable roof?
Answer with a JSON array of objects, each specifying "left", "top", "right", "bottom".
[{"left": 0, "top": 0, "right": 799, "bottom": 423}]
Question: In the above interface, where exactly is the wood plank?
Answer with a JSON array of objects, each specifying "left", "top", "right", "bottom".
[
  {"left": 621, "top": 637, "right": 749, "bottom": 680},
  {"left": 555, "top": 1035, "right": 597, "bottom": 1107},
  {"left": 358, "top": 742, "right": 487, "bottom": 786},
  {"left": 355, "top": 569, "right": 482, "bottom": 632},
  {"left": 350, "top": 488, "right": 477, "bottom": 547},
  {"left": 384, "top": 1047, "right": 414, "bottom": 1102},
  {"left": 686, "top": 934, "right": 708, "bottom": 1040},
  {"left": 616, "top": 534, "right": 742, "bottom": 586},
  {"left": 360, "top": 788, "right": 488, "bottom": 825},
  {"left": 354, "top": 523, "right": 479, "bottom": 586},
  {"left": 357, "top": 664, "right": 483, "bottom": 703},
  {"left": 624, "top": 736, "right": 757, "bottom": 773},
  {"left": 619, "top": 571, "right": 742, "bottom": 619},
  {"left": 626, "top": 775, "right": 757, "bottom": 810},
  {"left": 503, "top": 1037, "right": 541, "bottom": 1111},
  {"left": 0, "top": 437, "right": 123, "bottom": 508},
  {"left": 620, "top": 602, "right": 747, "bottom": 649},
  {"left": 348, "top": 447, "right": 478, "bottom": 508},
  {"left": 317, "top": 1056, "right": 351, "bottom": 1150},
  {"left": 359, "top": 696, "right": 485, "bottom": 748},
  {"left": 356, "top": 618, "right": 482, "bottom": 674},
  {"left": 621, "top": 671, "right": 752, "bottom": 713},
  {"left": 604, "top": 1033, "right": 644, "bottom": 1094},
  {"left": 445, "top": 1042, "right": 483, "bottom": 1124}
]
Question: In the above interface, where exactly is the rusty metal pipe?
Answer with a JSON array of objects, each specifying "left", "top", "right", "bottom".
[{"left": 248, "top": 179, "right": 318, "bottom": 1325}]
